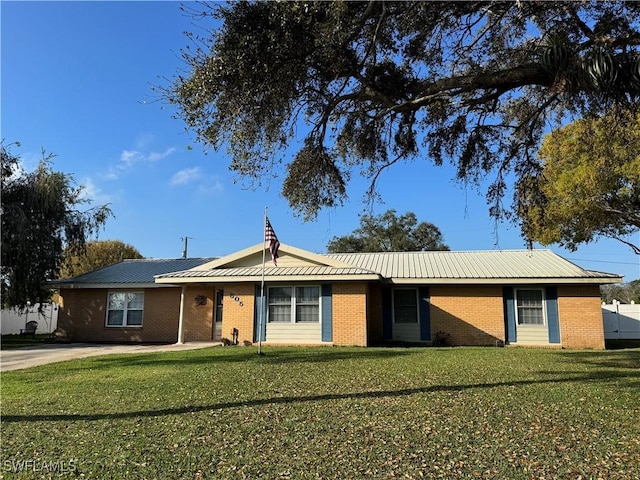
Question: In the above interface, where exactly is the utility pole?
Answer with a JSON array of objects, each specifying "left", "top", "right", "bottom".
[{"left": 181, "top": 237, "right": 194, "bottom": 259}]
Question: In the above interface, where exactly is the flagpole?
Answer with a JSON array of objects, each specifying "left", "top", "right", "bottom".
[{"left": 259, "top": 206, "right": 267, "bottom": 355}]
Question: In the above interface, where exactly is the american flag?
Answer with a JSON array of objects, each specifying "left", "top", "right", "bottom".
[{"left": 265, "top": 217, "right": 280, "bottom": 266}]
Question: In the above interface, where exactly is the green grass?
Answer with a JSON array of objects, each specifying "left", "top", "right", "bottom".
[
  {"left": 0, "top": 334, "right": 49, "bottom": 350},
  {"left": 1, "top": 346, "right": 639, "bottom": 479}
]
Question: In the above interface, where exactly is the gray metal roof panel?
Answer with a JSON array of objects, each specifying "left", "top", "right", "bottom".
[{"left": 54, "top": 258, "right": 216, "bottom": 285}]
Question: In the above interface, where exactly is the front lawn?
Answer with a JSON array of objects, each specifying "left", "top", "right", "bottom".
[{"left": 1, "top": 346, "right": 639, "bottom": 479}]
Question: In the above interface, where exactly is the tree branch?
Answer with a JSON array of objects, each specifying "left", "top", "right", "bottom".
[
  {"left": 384, "top": 63, "right": 549, "bottom": 115},
  {"left": 612, "top": 236, "right": 640, "bottom": 255}
]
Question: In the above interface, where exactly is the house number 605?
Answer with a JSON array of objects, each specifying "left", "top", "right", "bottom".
[{"left": 229, "top": 293, "right": 244, "bottom": 306}]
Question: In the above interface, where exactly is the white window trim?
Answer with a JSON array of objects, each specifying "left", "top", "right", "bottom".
[
  {"left": 267, "top": 285, "right": 322, "bottom": 324},
  {"left": 105, "top": 291, "right": 144, "bottom": 328},
  {"left": 515, "top": 288, "right": 546, "bottom": 327},
  {"left": 392, "top": 288, "right": 419, "bottom": 324}
]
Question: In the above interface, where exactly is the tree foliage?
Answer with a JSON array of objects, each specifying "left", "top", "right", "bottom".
[
  {"left": 167, "top": 1, "right": 640, "bottom": 222},
  {"left": 1, "top": 145, "right": 112, "bottom": 309},
  {"left": 59, "top": 240, "right": 144, "bottom": 279},
  {"left": 601, "top": 279, "right": 640, "bottom": 304},
  {"left": 327, "top": 210, "right": 449, "bottom": 253},
  {"left": 518, "top": 108, "right": 640, "bottom": 253}
]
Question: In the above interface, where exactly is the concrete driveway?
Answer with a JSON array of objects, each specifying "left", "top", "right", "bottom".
[{"left": 0, "top": 342, "right": 220, "bottom": 372}]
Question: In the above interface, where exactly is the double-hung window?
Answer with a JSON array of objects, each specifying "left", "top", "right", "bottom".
[
  {"left": 393, "top": 289, "right": 418, "bottom": 324},
  {"left": 268, "top": 286, "right": 320, "bottom": 323},
  {"left": 106, "top": 292, "right": 144, "bottom": 327},
  {"left": 515, "top": 289, "right": 545, "bottom": 325}
]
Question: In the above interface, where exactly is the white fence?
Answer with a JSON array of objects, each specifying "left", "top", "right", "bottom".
[
  {"left": 0, "top": 303, "right": 59, "bottom": 335},
  {"left": 602, "top": 302, "right": 640, "bottom": 339}
]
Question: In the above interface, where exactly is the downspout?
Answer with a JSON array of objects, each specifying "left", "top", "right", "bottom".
[{"left": 176, "top": 285, "right": 186, "bottom": 344}]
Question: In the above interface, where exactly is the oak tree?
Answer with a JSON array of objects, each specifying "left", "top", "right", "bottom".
[
  {"left": 327, "top": 210, "right": 449, "bottom": 253},
  {"left": 167, "top": 1, "right": 640, "bottom": 224},
  {"left": 518, "top": 108, "right": 640, "bottom": 254}
]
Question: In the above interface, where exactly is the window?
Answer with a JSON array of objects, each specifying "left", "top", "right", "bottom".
[
  {"left": 295, "top": 286, "right": 320, "bottom": 323},
  {"left": 516, "top": 289, "right": 544, "bottom": 325},
  {"left": 393, "top": 289, "right": 418, "bottom": 323},
  {"left": 268, "top": 287, "right": 292, "bottom": 323},
  {"left": 268, "top": 286, "right": 320, "bottom": 323},
  {"left": 107, "top": 292, "right": 144, "bottom": 327}
]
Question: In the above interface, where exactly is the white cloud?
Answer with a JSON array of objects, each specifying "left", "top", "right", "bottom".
[
  {"left": 106, "top": 145, "right": 177, "bottom": 180},
  {"left": 198, "top": 177, "right": 224, "bottom": 194},
  {"left": 170, "top": 167, "right": 225, "bottom": 195},
  {"left": 171, "top": 167, "right": 202, "bottom": 186},
  {"left": 78, "top": 177, "right": 113, "bottom": 206},
  {"left": 148, "top": 147, "right": 176, "bottom": 162},
  {"left": 120, "top": 150, "right": 143, "bottom": 166}
]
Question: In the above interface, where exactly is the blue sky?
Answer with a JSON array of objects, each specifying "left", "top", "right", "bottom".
[{"left": 2, "top": 1, "right": 638, "bottom": 281}]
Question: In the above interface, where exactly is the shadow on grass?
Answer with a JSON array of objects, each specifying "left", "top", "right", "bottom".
[
  {"left": 556, "top": 348, "right": 640, "bottom": 371},
  {"left": 68, "top": 346, "right": 415, "bottom": 371},
  {"left": 4, "top": 368, "right": 638, "bottom": 424}
]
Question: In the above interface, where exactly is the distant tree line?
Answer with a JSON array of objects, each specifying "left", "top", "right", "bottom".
[{"left": 601, "top": 280, "right": 640, "bottom": 304}]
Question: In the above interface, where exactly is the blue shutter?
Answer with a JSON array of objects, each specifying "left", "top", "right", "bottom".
[
  {"left": 321, "top": 284, "right": 333, "bottom": 342},
  {"left": 419, "top": 287, "right": 431, "bottom": 341},
  {"left": 253, "top": 284, "right": 267, "bottom": 343},
  {"left": 503, "top": 287, "right": 516, "bottom": 343},
  {"left": 382, "top": 287, "right": 392, "bottom": 341},
  {"left": 546, "top": 287, "right": 560, "bottom": 344}
]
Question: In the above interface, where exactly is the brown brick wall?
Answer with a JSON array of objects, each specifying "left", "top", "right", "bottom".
[
  {"left": 57, "top": 287, "right": 181, "bottom": 343},
  {"left": 221, "top": 283, "right": 256, "bottom": 345},
  {"left": 183, "top": 285, "right": 214, "bottom": 341},
  {"left": 333, "top": 282, "right": 368, "bottom": 346},
  {"left": 430, "top": 285, "right": 506, "bottom": 346},
  {"left": 557, "top": 284, "right": 605, "bottom": 349},
  {"left": 57, "top": 282, "right": 606, "bottom": 349}
]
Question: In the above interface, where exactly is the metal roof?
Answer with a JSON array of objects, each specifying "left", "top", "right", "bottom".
[
  {"left": 155, "top": 265, "right": 380, "bottom": 283},
  {"left": 54, "top": 248, "right": 621, "bottom": 288},
  {"left": 52, "top": 258, "right": 216, "bottom": 287},
  {"left": 326, "top": 250, "right": 621, "bottom": 283},
  {"left": 155, "top": 249, "right": 620, "bottom": 285}
]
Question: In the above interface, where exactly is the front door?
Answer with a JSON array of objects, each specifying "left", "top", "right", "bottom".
[{"left": 213, "top": 289, "right": 223, "bottom": 340}]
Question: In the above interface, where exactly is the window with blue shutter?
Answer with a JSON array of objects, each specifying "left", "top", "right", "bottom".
[
  {"left": 321, "top": 284, "right": 332, "bottom": 342},
  {"left": 545, "top": 287, "right": 560, "bottom": 343},
  {"left": 253, "top": 284, "right": 267, "bottom": 342},
  {"left": 503, "top": 287, "right": 516, "bottom": 343},
  {"left": 419, "top": 287, "right": 431, "bottom": 341}
]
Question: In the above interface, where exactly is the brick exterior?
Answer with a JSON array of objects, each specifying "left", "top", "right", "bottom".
[
  {"left": 332, "top": 282, "right": 369, "bottom": 346},
  {"left": 557, "top": 284, "right": 605, "bottom": 349},
  {"left": 430, "top": 285, "right": 506, "bottom": 346},
  {"left": 58, "top": 287, "right": 181, "bottom": 343},
  {"left": 182, "top": 285, "right": 214, "bottom": 341},
  {"left": 58, "top": 281, "right": 606, "bottom": 349},
  {"left": 220, "top": 283, "right": 256, "bottom": 345}
]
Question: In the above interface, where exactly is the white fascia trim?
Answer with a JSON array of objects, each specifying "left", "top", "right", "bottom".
[
  {"left": 387, "top": 277, "right": 623, "bottom": 285},
  {"left": 155, "top": 274, "right": 381, "bottom": 284}
]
